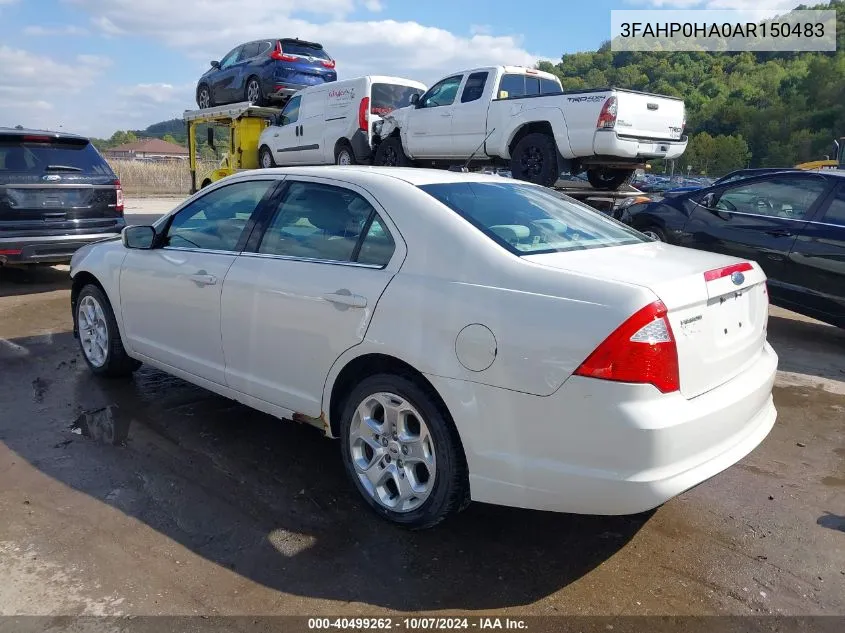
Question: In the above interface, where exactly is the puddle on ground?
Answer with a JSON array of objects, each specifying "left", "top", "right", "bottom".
[
  {"left": 817, "top": 512, "right": 845, "bottom": 533},
  {"left": 69, "top": 405, "right": 130, "bottom": 446},
  {"left": 821, "top": 476, "right": 845, "bottom": 488}
]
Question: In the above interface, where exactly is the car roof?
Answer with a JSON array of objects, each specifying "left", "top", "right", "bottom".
[
  {"left": 238, "top": 165, "right": 525, "bottom": 187},
  {"left": 0, "top": 127, "right": 89, "bottom": 141}
]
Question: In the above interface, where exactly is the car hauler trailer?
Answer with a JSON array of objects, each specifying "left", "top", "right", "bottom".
[{"left": 183, "top": 101, "right": 282, "bottom": 193}]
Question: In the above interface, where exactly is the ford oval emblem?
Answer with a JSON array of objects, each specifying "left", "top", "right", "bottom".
[
  {"left": 42, "top": 174, "right": 61, "bottom": 182},
  {"left": 731, "top": 271, "right": 745, "bottom": 286}
]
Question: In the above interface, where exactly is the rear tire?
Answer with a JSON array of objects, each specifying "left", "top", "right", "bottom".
[
  {"left": 510, "top": 132, "right": 560, "bottom": 187},
  {"left": 259, "top": 145, "right": 276, "bottom": 169},
  {"left": 245, "top": 77, "right": 264, "bottom": 106},
  {"left": 335, "top": 142, "right": 357, "bottom": 166},
  {"left": 587, "top": 168, "right": 635, "bottom": 191},
  {"left": 373, "top": 136, "right": 413, "bottom": 168},
  {"left": 74, "top": 284, "right": 140, "bottom": 378},
  {"left": 339, "top": 373, "right": 469, "bottom": 530}
]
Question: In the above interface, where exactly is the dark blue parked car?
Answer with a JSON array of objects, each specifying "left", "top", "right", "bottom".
[{"left": 196, "top": 38, "right": 337, "bottom": 109}]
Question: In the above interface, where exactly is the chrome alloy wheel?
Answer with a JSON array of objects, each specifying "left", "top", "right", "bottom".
[
  {"left": 247, "top": 80, "right": 260, "bottom": 103},
  {"left": 77, "top": 295, "right": 109, "bottom": 368},
  {"left": 349, "top": 392, "right": 437, "bottom": 513}
]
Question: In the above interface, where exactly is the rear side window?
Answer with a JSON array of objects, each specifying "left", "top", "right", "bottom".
[
  {"left": 371, "top": 83, "right": 424, "bottom": 116},
  {"left": 461, "top": 72, "right": 488, "bottom": 103},
  {"left": 820, "top": 186, "right": 845, "bottom": 227},
  {"left": 0, "top": 137, "right": 114, "bottom": 180},
  {"left": 498, "top": 73, "right": 560, "bottom": 99},
  {"left": 239, "top": 42, "right": 260, "bottom": 60},
  {"left": 281, "top": 41, "right": 332, "bottom": 60},
  {"left": 419, "top": 181, "right": 647, "bottom": 255},
  {"left": 540, "top": 78, "right": 562, "bottom": 94}
]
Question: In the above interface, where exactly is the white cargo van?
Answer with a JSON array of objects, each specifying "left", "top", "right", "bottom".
[{"left": 258, "top": 75, "right": 426, "bottom": 167}]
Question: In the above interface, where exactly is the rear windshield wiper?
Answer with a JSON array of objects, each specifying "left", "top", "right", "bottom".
[{"left": 44, "top": 165, "right": 83, "bottom": 172}]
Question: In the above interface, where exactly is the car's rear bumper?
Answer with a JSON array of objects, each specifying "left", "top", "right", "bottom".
[
  {"left": 0, "top": 230, "right": 123, "bottom": 265},
  {"left": 427, "top": 340, "right": 778, "bottom": 515},
  {"left": 592, "top": 130, "right": 688, "bottom": 161}
]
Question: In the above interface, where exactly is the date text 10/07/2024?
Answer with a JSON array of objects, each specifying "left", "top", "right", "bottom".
[{"left": 307, "top": 617, "right": 529, "bottom": 630}]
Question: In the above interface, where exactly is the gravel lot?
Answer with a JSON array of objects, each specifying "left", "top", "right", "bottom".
[{"left": 0, "top": 196, "right": 842, "bottom": 618}]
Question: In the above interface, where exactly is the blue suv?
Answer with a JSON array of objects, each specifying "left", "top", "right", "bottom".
[{"left": 196, "top": 38, "right": 337, "bottom": 109}]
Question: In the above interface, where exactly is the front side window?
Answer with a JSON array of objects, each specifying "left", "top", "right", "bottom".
[
  {"left": 219, "top": 46, "right": 242, "bottom": 69},
  {"left": 713, "top": 177, "right": 827, "bottom": 220},
  {"left": 460, "top": 72, "right": 489, "bottom": 103},
  {"left": 419, "top": 181, "right": 647, "bottom": 255},
  {"left": 258, "top": 181, "right": 395, "bottom": 265},
  {"left": 165, "top": 179, "right": 275, "bottom": 252},
  {"left": 418, "top": 75, "right": 463, "bottom": 109},
  {"left": 279, "top": 96, "right": 301, "bottom": 126}
]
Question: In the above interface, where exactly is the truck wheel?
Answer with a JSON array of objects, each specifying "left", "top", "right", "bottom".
[
  {"left": 587, "top": 168, "right": 635, "bottom": 191},
  {"left": 374, "top": 136, "right": 413, "bottom": 168},
  {"left": 510, "top": 133, "right": 560, "bottom": 187},
  {"left": 259, "top": 145, "right": 276, "bottom": 168},
  {"left": 335, "top": 142, "right": 357, "bottom": 165}
]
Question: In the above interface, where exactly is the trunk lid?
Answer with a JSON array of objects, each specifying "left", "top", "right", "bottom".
[
  {"left": 524, "top": 241, "right": 769, "bottom": 399},
  {"left": 613, "top": 90, "right": 685, "bottom": 141}
]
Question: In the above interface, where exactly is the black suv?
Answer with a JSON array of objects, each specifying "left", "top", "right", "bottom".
[{"left": 0, "top": 128, "right": 125, "bottom": 266}]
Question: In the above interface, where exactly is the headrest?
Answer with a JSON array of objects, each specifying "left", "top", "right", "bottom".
[{"left": 489, "top": 224, "right": 530, "bottom": 243}]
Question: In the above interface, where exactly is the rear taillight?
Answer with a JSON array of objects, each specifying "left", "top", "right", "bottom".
[
  {"left": 358, "top": 96, "right": 370, "bottom": 131},
  {"left": 322, "top": 59, "right": 336, "bottom": 69},
  {"left": 270, "top": 42, "right": 298, "bottom": 62},
  {"left": 114, "top": 179, "right": 124, "bottom": 214},
  {"left": 703, "top": 262, "right": 752, "bottom": 282},
  {"left": 574, "top": 300, "right": 680, "bottom": 393},
  {"left": 597, "top": 96, "right": 618, "bottom": 130}
]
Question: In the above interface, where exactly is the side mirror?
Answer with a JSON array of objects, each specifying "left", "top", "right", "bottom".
[
  {"left": 122, "top": 225, "right": 156, "bottom": 250},
  {"left": 700, "top": 192, "right": 716, "bottom": 208},
  {"left": 410, "top": 93, "right": 420, "bottom": 106},
  {"left": 210, "top": 60, "right": 220, "bottom": 69},
  {"left": 207, "top": 127, "right": 215, "bottom": 150}
]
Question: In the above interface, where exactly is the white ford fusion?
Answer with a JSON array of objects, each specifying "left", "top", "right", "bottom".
[{"left": 69, "top": 166, "right": 778, "bottom": 529}]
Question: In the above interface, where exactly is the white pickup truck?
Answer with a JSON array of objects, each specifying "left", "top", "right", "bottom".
[{"left": 372, "top": 65, "right": 688, "bottom": 190}]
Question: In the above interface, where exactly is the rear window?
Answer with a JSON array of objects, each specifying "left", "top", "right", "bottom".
[
  {"left": 281, "top": 41, "right": 332, "bottom": 60},
  {"left": 0, "top": 137, "right": 114, "bottom": 179},
  {"left": 419, "top": 181, "right": 647, "bottom": 255},
  {"left": 371, "top": 83, "right": 424, "bottom": 116}
]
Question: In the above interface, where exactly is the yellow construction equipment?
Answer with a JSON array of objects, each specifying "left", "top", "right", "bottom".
[
  {"left": 795, "top": 137, "right": 845, "bottom": 171},
  {"left": 183, "top": 101, "right": 281, "bottom": 193}
]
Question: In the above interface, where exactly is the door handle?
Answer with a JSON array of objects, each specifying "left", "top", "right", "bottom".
[
  {"left": 765, "top": 229, "right": 793, "bottom": 237},
  {"left": 188, "top": 272, "right": 218, "bottom": 286},
  {"left": 440, "top": 112, "right": 452, "bottom": 117},
  {"left": 322, "top": 290, "right": 367, "bottom": 308},
  {"left": 299, "top": 125, "right": 303, "bottom": 135}
]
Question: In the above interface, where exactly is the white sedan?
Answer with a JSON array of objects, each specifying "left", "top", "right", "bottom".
[{"left": 69, "top": 166, "right": 778, "bottom": 529}]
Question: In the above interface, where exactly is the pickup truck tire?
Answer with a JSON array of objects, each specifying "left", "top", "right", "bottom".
[
  {"left": 259, "top": 145, "right": 276, "bottom": 169},
  {"left": 374, "top": 136, "right": 413, "bottom": 168},
  {"left": 587, "top": 168, "right": 635, "bottom": 191},
  {"left": 510, "top": 133, "right": 560, "bottom": 187}
]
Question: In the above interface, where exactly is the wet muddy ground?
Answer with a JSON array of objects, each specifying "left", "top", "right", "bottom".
[{"left": 0, "top": 200, "right": 843, "bottom": 616}]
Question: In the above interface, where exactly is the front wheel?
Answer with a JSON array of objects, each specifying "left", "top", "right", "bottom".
[
  {"left": 74, "top": 284, "right": 140, "bottom": 377},
  {"left": 259, "top": 145, "right": 276, "bottom": 168},
  {"left": 339, "top": 374, "right": 469, "bottom": 529},
  {"left": 640, "top": 225, "right": 667, "bottom": 242},
  {"left": 587, "top": 168, "right": 635, "bottom": 191},
  {"left": 510, "top": 132, "right": 560, "bottom": 187},
  {"left": 373, "top": 136, "right": 413, "bottom": 167},
  {"left": 197, "top": 84, "right": 213, "bottom": 109}
]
